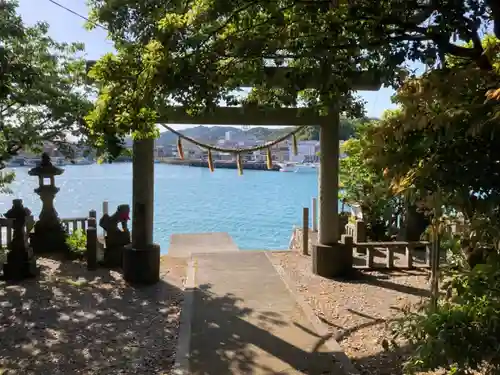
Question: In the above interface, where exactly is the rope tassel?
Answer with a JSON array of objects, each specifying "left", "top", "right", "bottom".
[
  {"left": 207, "top": 149, "right": 214, "bottom": 172},
  {"left": 177, "top": 137, "right": 184, "bottom": 160},
  {"left": 236, "top": 153, "right": 243, "bottom": 175},
  {"left": 266, "top": 147, "right": 273, "bottom": 170},
  {"left": 292, "top": 134, "right": 298, "bottom": 156}
]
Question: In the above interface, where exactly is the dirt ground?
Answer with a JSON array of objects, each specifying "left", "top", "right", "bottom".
[
  {"left": 0, "top": 255, "right": 186, "bottom": 375},
  {"left": 267, "top": 251, "right": 432, "bottom": 375}
]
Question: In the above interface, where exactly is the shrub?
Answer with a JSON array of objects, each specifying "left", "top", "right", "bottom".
[
  {"left": 390, "top": 252, "right": 500, "bottom": 375},
  {"left": 66, "top": 229, "right": 87, "bottom": 258}
]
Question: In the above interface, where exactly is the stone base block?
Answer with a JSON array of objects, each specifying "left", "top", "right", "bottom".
[
  {"left": 312, "top": 242, "right": 354, "bottom": 279},
  {"left": 3, "top": 258, "right": 38, "bottom": 281},
  {"left": 30, "top": 227, "right": 68, "bottom": 255},
  {"left": 123, "top": 244, "right": 160, "bottom": 285},
  {"left": 102, "top": 246, "right": 124, "bottom": 269}
]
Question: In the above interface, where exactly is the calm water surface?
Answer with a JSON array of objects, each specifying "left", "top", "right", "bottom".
[{"left": 0, "top": 163, "right": 319, "bottom": 253}]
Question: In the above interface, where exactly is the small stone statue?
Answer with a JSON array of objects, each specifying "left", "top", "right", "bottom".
[
  {"left": 99, "top": 204, "right": 131, "bottom": 268},
  {"left": 2, "top": 199, "right": 38, "bottom": 280}
]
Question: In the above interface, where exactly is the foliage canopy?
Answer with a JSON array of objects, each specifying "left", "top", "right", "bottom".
[
  {"left": 0, "top": 0, "right": 93, "bottom": 188},
  {"left": 85, "top": 0, "right": 500, "bottom": 151}
]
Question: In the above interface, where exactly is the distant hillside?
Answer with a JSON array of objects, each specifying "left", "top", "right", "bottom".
[{"left": 124, "top": 117, "right": 376, "bottom": 147}]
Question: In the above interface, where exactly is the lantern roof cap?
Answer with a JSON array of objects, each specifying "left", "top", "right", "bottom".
[{"left": 28, "top": 153, "right": 64, "bottom": 177}]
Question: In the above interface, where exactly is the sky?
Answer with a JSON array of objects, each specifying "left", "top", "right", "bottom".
[{"left": 16, "top": 0, "right": 403, "bottom": 130}]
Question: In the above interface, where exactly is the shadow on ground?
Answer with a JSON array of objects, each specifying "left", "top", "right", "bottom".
[
  {"left": 188, "top": 283, "right": 343, "bottom": 375},
  {"left": 1, "top": 256, "right": 343, "bottom": 375},
  {"left": 317, "top": 308, "right": 417, "bottom": 375},
  {"left": 339, "top": 268, "right": 431, "bottom": 298},
  {"left": 0, "top": 257, "right": 183, "bottom": 374}
]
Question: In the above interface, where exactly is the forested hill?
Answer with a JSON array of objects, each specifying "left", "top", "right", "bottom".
[{"left": 147, "top": 117, "right": 375, "bottom": 148}]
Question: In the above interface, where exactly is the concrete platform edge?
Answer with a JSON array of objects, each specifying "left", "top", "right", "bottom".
[
  {"left": 172, "top": 258, "right": 196, "bottom": 375},
  {"left": 264, "top": 252, "right": 361, "bottom": 375}
]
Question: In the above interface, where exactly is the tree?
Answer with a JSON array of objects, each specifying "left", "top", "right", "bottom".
[
  {"left": 83, "top": 0, "right": 499, "bottom": 149},
  {"left": 339, "top": 120, "right": 402, "bottom": 240},
  {"left": 0, "top": 0, "right": 93, "bottom": 189},
  {"left": 367, "top": 36, "right": 500, "bottom": 223},
  {"left": 360, "top": 36, "right": 500, "bottom": 374}
]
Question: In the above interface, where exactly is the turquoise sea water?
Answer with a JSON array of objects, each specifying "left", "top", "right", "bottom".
[{"left": 0, "top": 163, "right": 318, "bottom": 253}]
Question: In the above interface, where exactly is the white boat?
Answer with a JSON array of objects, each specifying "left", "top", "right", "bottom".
[
  {"left": 23, "top": 158, "right": 39, "bottom": 167},
  {"left": 278, "top": 162, "right": 297, "bottom": 172},
  {"left": 294, "top": 162, "right": 319, "bottom": 173},
  {"left": 53, "top": 157, "right": 67, "bottom": 166}
]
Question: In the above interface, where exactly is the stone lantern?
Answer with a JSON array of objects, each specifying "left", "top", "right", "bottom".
[
  {"left": 28, "top": 153, "right": 68, "bottom": 254},
  {"left": 2, "top": 199, "right": 38, "bottom": 280}
]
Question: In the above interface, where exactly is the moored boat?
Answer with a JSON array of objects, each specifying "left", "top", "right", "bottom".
[
  {"left": 277, "top": 162, "right": 297, "bottom": 172},
  {"left": 294, "top": 162, "right": 319, "bottom": 173}
]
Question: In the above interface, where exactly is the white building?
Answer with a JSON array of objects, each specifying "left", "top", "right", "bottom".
[
  {"left": 224, "top": 130, "right": 257, "bottom": 143},
  {"left": 288, "top": 140, "right": 320, "bottom": 163}
]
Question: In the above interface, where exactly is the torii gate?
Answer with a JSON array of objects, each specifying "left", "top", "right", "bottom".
[{"left": 86, "top": 62, "right": 381, "bottom": 282}]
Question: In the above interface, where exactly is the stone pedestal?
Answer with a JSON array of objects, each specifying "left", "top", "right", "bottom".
[
  {"left": 28, "top": 153, "right": 68, "bottom": 255},
  {"left": 2, "top": 199, "right": 38, "bottom": 281},
  {"left": 3, "top": 249, "right": 38, "bottom": 281},
  {"left": 31, "top": 219, "right": 68, "bottom": 255},
  {"left": 102, "top": 241, "right": 124, "bottom": 269},
  {"left": 99, "top": 205, "right": 131, "bottom": 269},
  {"left": 122, "top": 244, "right": 160, "bottom": 285},
  {"left": 313, "top": 237, "right": 354, "bottom": 279}
]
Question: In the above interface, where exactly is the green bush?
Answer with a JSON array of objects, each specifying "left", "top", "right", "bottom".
[
  {"left": 390, "top": 252, "right": 500, "bottom": 375},
  {"left": 66, "top": 229, "right": 87, "bottom": 258}
]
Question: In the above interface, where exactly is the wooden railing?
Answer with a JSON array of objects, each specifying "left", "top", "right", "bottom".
[
  {"left": 61, "top": 217, "right": 90, "bottom": 234},
  {"left": 0, "top": 210, "right": 98, "bottom": 270},
  {"left": 0, "top": 218, "right": 14, "bottom": 248}
]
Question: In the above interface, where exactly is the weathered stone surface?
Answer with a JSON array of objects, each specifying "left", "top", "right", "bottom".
[
  {"left": 99, "top": 204, "right": 131, "bottom": 268},
  {"left": 2, "top": 199, "right": 38, "bottom": 280},
  {"left": 28, "top": 153, "right": 68, "bottom": 255}
]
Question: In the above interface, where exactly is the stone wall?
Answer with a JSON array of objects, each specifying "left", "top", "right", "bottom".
[{"left": 289, "top": 227, "right": 317, "bottom": 255}]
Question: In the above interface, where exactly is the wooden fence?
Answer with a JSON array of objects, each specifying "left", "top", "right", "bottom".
[
  {"left": 0, "top": 209, "right": 99, "bottom": 269},
  {"left": 0, "top": 200, "right": 118, "bottom": 270}
]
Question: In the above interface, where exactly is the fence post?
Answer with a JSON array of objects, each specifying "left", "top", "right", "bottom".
[
  {"left": 312, "top": 197, "right": 318, "bottom": 232},
  {"left": 86, "top": 227, "right": 98, "bottom": 271},
  {"left": 302, "top": 207, "right": 309, "bottom": 255},
  {"left": 101, "top": 202, "right": 108, "bottom": 236},
  {"left": 88, "top": 210, "right": 97, "bottom": 228}
]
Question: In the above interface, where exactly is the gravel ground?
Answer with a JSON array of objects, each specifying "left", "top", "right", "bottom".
[
  {"left": 0, "top": 256, "right": 186, "bottom": 375},
  {"left": 267, "top": 251, "right": 433, "bottom": 375}
]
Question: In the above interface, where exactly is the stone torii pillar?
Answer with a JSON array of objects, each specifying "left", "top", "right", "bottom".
[
  {"left": 122, "top": 138, "right": 161, "bottom": 285},
  {"left": 313, "top": 110, "right": 353, "bottom": 278}
]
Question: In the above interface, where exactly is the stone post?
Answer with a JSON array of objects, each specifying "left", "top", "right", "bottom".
[
  {"left": 123, "top": 138, "right": 160, "bottom": 285},
  {"left": 318, "top": 113, "right": 339, "bottom": 244},
  {"left": 132, "top": 139, "right": 154, "bottom": 248},
  {"left": 86, "top": 227, "right": 97, "bottom": 271},
  {"left": 302, "top": 207, "right": 309, "bottom": 255},
  {"left": 311, "top": 197, "right": 318, "bottom": 232},
  {"left": 313, "top": 111, "right": 354, "bottom": 278}
]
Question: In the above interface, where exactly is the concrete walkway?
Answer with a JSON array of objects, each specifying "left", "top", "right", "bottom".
[
  {"left": 169, "top": 232, "right": 239, "bottom": 257},
  {"left": 176, "top": 251, "right": 352, "bottom": 375}
]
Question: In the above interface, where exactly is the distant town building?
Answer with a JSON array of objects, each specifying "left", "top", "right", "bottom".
[
  {"left": 288, "top": 140, "right": 320, "bottom": 163},
  {"left": 223, "top": 130, "right": 257, "bottom": 144}
]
